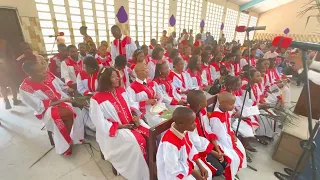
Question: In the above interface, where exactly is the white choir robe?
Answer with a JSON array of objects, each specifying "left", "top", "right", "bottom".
[
  {"left": 61, "top": 58, "right": 83, "bottom": 85},
  {"left": 157, "top": 125, "right": 212, "bottom": 180},
  {"left": 148, "top": 45, "right": 154, "bottom": 55},
  {"left": 127, "top": 78, "right": 166, "bottom": 127},
  {"left": 240, "top": 57, "right": 256, "bottom": 70},
  {"left": 90, "top": 88, "right": 150, "bottom": 180},
  {"left": 76, "top": 70, "right": 98, "bottom": 131},
  {"left": 168, "top": 71, "right": 191, "bottom": 100},
  {"left": 115, "top": 67, "right": 131, "bottom": 88},
  {"left": 153, "top": 77, "right": 184, "bottom": 111},
  {"left": 96, "top": 54, "right": 112, "bottom": 68},
  {"left": 19, "top": 72, "right": 84, "bottom": 154},
  {"left": 76, "top": 70, "right": 98, "bottom": 96},
  {"left": 269, "top": 68, "right": 291, "bottom": 107},
  {"left": 147, "top": 59, "right": 157, "bottom": 80},
  {"left": 203, "top": 108, "right": 247, "bottom": 180},
  {"left": 185, "top": 69, "right": 201, "bottom": 90},
  {"left": 201, "top": 64, "right": 213, "bottom": 87},
  {"left": 210, "top": 62, "right": 220, "bottom": 81},
  {"left": 111, "top": 35, "right": 137, "bottom": 63},
  {"left": 241, "top": 83, "right": 279, "bottom": 138}
]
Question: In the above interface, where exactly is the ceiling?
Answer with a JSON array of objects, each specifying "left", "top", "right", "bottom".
[{"left": 228, "top": 0, "right": 295, "bottom": 13}]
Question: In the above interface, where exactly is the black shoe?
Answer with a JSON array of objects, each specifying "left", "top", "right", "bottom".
[
  {"left": 4, "top": 99, "right": 12, "bottom": 109},
  {"left": 13, "top": 99, "right": 22, "bottom": 106}
]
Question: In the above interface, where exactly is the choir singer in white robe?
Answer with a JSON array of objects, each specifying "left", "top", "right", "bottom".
[
  {"left": 19, "top": 61, "right": 85, "bottom": 155},
  {"left": 110, "top": 25, "right": 137, "bottom": 63},
  {"left": 89, "top": 66, "right": 150, "bottom": 180}
]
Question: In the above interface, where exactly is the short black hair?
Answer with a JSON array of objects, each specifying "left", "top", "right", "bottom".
[
  {"left": 173, "top": 57, "right": 182, "bottom": 66},
  {"left": 83, "top": 56, "right": 99, "bottom": 70},
  {"left": 172, "top": 106, "right": 195, "bottom": 125},
  {"left": 141, "top": 44, "right": 148, "bottom": 49},
  {"left": 204, "top": 45, "right": 212, "bottom": 51},
  {"left": 231, "top": 46, "right": 240, "bottom": 56},
  {"left": 170, "top": 49, "right": 179, "bottom": 59},
  {"left": 111, "top": 25, "right": 120, "bottom": 31},
  {"left": 152, "top": 47, "right": 164, "bottom": 59},
  {"left": 114, "top": 55, "right": 127, "bottom": 67},
  {"left": 154, "top": 61, "right": 167, "bottom": 79},
  {"left": 192, "top": 47, "right": 202, "bottom": 56},
  {"left": 58, "top": 43, "right": 67, "bottom": 50},
  {"left": 201, "top": 51, "right": 210, "bottom": 63},
  {"left": 78, "top": 43, "right": 85, "bottom": 47},
  {"left": 79, "top": 26, "right": 87, "bottom": 30},
  {"left": 67, "top": 45, "right": 77, "bottom": 52},
  {"left": 22, "top": 60, "right": 38, "bottom": 74},
  {"left": 187, "top": 90, "right": 205, "bottom": 107},
  {"left": 242, "top": 68, "right": 258, "bottom": 79},
  {"left": 224, "top": 75, "right": 240, "bottom": 87},
  {"left": 163, "top": 30, "right": 167, "bottom": 33}
]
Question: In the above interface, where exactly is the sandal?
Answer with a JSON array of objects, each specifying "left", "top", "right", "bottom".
[
  {"left": 284, "top": 168, "right": 293, "bottom": 176},
  {"left": 256, "top": 137, "right": 268, "bottom": 145},
  {"left": 246, "top": 156, "right": 252, "bottom": 163},
  {"left": 274, "top": 172, "right": 290, "bottom": 180},
  {"left": 64, "top": 147, "right": 72, "bottom": 156},
  {"left": 245, "top": 146, "right": 258, "bottom": 152}
]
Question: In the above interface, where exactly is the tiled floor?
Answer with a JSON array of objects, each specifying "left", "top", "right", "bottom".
[{"left": 0, "top": 84, "right": 303, "bottom": 180}]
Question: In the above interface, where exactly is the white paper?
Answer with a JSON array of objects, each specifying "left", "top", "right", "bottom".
[{"left": 242, "top": 105, "right": 260, "bottom": 117}]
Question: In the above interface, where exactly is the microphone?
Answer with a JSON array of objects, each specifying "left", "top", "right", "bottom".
[
  {"left": 272, "top": 36, "right": 320, "bottom": 51},
  {"left": 235, "top": 26, "right": 266, "bottom": 32},
  {"left": 49, "top": 32, "right": 64, "bottom": 38}
]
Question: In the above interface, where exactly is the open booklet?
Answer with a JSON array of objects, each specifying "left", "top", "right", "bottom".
[{"left": 241, "top": 105, "right": 260, "bottom": 117}]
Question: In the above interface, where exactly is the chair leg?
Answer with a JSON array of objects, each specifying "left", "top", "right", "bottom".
[{"left": 47, "top": 131, "right": 54, "bottom": 146}]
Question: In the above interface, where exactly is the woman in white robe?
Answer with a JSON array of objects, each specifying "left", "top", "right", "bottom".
[
  {"left": 19, "top": 61, "right": 84, "bottom": 155},
  {"left": 89, "top": 67, "right": 149, "bottom": 180},
  {"left": 169, "top": 57, "right": 194, "bottom": 100},
  {"left": 185, "top": 55, "right": 203, "bottom": 90},
  {"left": 153, "top": 61, "right": 187, "bottom": 109}
]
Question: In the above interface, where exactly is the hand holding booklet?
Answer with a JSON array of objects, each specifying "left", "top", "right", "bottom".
[{"left": 242, "top": 105, "right": 260, "bottom": 117}]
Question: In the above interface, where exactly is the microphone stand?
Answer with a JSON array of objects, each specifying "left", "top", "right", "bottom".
[{"left": 235, "top": 30, "right": 257, "bottom": 172}]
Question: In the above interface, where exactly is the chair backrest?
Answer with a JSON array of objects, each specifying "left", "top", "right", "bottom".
[
  {"left": 207, "top": 95, "right": 218, "bottom": 112},
  {"left": 148, "top": 118, "right": 173, "bottom": 180}
]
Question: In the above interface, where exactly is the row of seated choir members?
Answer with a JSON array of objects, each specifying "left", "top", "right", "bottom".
[{"left": 18, "top": 41, "right": 289, "bottom": 180}]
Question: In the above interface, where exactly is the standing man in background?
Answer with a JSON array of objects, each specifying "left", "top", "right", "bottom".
[
  {"left": 218, "top": 33, "right": 226, "bottom": 45},
  {"left": 110, "top": 25, "right": 137, "bottom": 64},
  {"left": 188, "top": 29, "right": 194, "bottom": 45}
]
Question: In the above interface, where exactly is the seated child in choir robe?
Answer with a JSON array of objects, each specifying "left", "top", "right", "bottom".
[
  {"left": 185, "top": 55, "right": 203, "bottom": 90},
  {"left": 201, "top": 52, "right": 213, "bottom": 88},
  {"left": 157, "top": 107, "right": 212, "bottom": 180},
  {"left": 169, "top": 57, "right": 193, "bottom": 100},
  {"left": 77, "top": 56, "right": 99, "bottom": 96},
  {"left": 90, "top": 66, "right": 150, "bottom": 180},
  {"left": 148, "top": 38, "right": 157, "bottom": 55},
  {"left": 187, "top": 90, "right": 227, "bottom": 176},
  {"left": 153, "top": 61, "right": 187, "bottom": 110},
  {"left": 129, "top": 49, "right": 145, "bottom": 70},
  {"left": 61, "top": 45, "right": 83, "bottom": 88},
  {"left": 222, "top": 76, "right": 257, "bottom": 152},
  {"left": 113, "top": 55, "right": 131, "bottom": 88},
  {"left": 203, "top": 92, "right": 247, "bottom": 180},
  {"left": 240, "top": 49, "right": 257, "bottom": 70},
  {"left": 141, "top": 44, "right": 151, "bottom": 64},
  {"left": 182, "top": 45, "right": 192, "bottom": 70},
  {"left": 78, "top": 43, "right": 89, "bottom": 61},
  {"left": 127, "top": 63, "right": 164, "bottom": 127},
  {"left": 96, "top": 45, "right": 112, "bottom": 67},
  {"left": 241, "top": 68, "right": 278, "bottom": 143},
  {"left": 20, "top": 61, "right": 85, "bottom": 155},
  {"left": 210, "top": 55, "right": 222, "bottom": 81},
  {"left": 167, "top": 49, "right": 180, "bottom": 70},
  {"left": 148, "top": 47, "right": 164, "bottom": 79}
]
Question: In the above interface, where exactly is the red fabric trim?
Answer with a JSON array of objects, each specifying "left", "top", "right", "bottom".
[
  {"left": 107, "top": 119, "right": 119, "bottom": 137},
  {"left": 43, "top": 100, "right": 51, "bottom": 110},
  {"left": 51, "top": 104, "right": 73, "bottom": 145},
  {"left": 83, "top": 90, "right": 90, "bottom": 96},
  {"left": 66, "top": 80, "right": 73, "bottom": 85},
  {"left": 176, "top": 174, "right": 184, "bottom": 179}
]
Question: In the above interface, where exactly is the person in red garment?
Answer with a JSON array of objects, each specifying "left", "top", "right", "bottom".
[{"left": 49, "top": 43, "right": 69, "bottom": 79}]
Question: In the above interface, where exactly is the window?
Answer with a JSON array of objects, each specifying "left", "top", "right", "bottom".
[
  {"left": 129, "top": 0, "right": 169, "bottom": 45},
  {"left": 205, "top": 2, "right": 224, "bottom": 40},
  {"left": 224, "top": 8, "right": 238, "bottom": 43},
  {"left": 248, "top": 16, "right": 258, "bottom": 40},
  {"left": 235, "top": 12, "right": 249, "bottom": 44},
  {"left": 176, "top": 0, "right": 202, "bottom": 35},
  {"left": 35, "top": 0, "right": 115, "bottom": 53}
]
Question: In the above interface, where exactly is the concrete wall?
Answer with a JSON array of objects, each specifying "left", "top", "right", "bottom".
[{"left": 256, "top": 0, "right": 320, "bottom": 42}]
